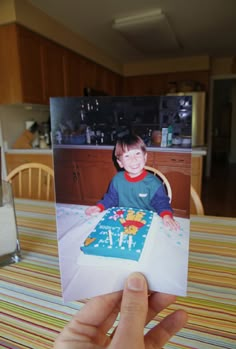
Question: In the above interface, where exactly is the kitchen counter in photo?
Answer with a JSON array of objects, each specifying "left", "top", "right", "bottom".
[{"left": 52, "top": 144, "right": 207, "bottom": 156}]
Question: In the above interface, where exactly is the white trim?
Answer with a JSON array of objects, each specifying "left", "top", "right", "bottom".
[
  {"left": 0, "top": 120, "right": 7, "bottom": 179},
  {"left": 206, "top": 74, "right": 236, "bottom": 177}
]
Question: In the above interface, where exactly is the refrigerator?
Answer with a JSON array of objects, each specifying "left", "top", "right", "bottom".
[{"left": 166, "top": 92, "right": 206, "bottom": 147}]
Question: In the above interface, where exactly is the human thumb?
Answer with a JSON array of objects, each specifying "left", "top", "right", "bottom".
[{"left": 111, "top": 272, "right": 148, "bottom": 349}]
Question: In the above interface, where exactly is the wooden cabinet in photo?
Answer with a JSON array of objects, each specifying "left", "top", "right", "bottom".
[
  {"left": 53, "top": 148, "right": 82, "bottom": 203},
  {"left": 73, "top": 149, "right": 117, "bottom": 205}
]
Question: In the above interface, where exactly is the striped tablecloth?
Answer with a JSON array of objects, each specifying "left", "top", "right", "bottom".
[{"left": 1, "top": 199, "right": 235, "bottom": 349}]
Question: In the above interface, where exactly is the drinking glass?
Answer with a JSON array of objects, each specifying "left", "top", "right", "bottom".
[{"left": 0, "top": 180, "right": 21, "bottom": 266}]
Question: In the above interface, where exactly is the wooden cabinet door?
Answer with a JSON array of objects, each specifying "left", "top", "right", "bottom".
[
  {"left": 63, "top": 50, "right": 84, "bottom": 96},
  {"left": 76, "top": 161, "right": 116, "bottom": 205},
  {"left": 73, "top": 149, "right": 116, "bottom": 205},
  {"left": 0, "top": 24, "right": 22, "bottom": 104},
  {"left": 42, "top": 39, "right": 65, "bottom": 103},
  {"left": 53, "top": 149, "right": 81, "bottom": 203},
  {"left": 17, "top": 25, "right": 44, "bottom": 104}
]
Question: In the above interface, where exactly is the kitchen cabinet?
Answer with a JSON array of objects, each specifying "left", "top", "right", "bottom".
[
  {"left": 41, "top": 38, "right": 65, "bottom": 102},
  {"left": 52, "top": 147, "right": 192, "bottom": 217},
  {"left": 73, "top": 149, "right": 117, "bottom": 205},
  {"left": 63, "top": 50, "right": 84, "bottom": 97},
  {"left": 0, "top": 24, "right": 44, "bottom": 104},
  {"left": 5, "top": 152, "right": 55, "bottom": 201},
  {"left": 53, "top": 149, "right": 81, "bottom": 203},
  {"left": 0, "top": 23, "right": 65, "bottom": 104},
  {"left": 0, "top": 23, "right": 122, "bottom": 105},
  {"left": 53, "top": 148, "right": 116, "bottom": 204},
  {"left": 123, "top": 71, "right": 209, "bottom": 96}
]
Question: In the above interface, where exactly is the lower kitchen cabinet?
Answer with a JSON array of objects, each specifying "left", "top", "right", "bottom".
[
  {"left": 53, "top": 149, "right": 81, "bottom": 203},
  {"left": 53, "top": 148, "right": 117, "bottom": 204},
  {"left": 73, "top": 149, "right": 117, "bottom": 205},
  {"left": 5, "top": 152, "right": 55, "bottom": 201},
  {"left": 52, "top": 148, "right": 192, "bottom": 217}
]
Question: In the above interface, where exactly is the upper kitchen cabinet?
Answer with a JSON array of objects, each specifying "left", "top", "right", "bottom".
[
  {"left": 63, "top": 50, "right": 84, "bottom": 97},
  {"left": 123, "top": 71, "right": 209, "bottom": 96},
  {"left": 0, "top": 23, "right": 44, "bottom": 104},
  {"left": 0, "top": 23, "right": 65, "bottom": 104},
  {"left": 41, "top": 38, "right": 65, "bottom": 102}
]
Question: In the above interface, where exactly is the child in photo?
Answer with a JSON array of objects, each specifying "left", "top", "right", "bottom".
[{"left": 86, "top": 134, "right": 179, "bottom": 230}]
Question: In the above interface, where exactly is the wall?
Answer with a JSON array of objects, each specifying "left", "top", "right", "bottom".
[{"left": 0, "top": 104, "right": 49, "bottom": 149}]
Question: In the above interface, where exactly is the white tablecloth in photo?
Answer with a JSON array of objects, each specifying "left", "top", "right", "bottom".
[{"left": 56, "top": 203, "right": 190, "bottom": 302}]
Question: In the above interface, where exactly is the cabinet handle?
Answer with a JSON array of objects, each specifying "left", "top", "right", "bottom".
[
  {"left": 171, "top": 159, "right": 184, "bottom": 162},
  {"left": 73, "top": 171, "right": 78, "bottom": 182}
]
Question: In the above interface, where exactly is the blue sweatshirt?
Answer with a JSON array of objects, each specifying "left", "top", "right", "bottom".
[{"left": 97, "top": 170, "right": 173, "bottom": 218}]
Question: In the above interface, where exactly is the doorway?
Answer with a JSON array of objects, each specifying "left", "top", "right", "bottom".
[{"left": 203, "top": 75, "right": 236, "bottom": 217}]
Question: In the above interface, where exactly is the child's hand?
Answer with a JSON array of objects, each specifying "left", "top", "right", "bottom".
[
  {"left": 162, "top": 215, "right": 180, "bottom": 231},
  {"left": 85, "top": 206, "right": 101, "bottom": 216}
]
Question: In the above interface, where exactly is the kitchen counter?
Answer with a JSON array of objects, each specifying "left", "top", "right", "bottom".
[
  {"left": 52, "top": 144, "right": 207, "bottom": 156},
  {"left": 5, "top": 148, "right": 52, "bottom": 155},
  {"left": 5, "top": 145, "right": 207, "bottom": 156}
]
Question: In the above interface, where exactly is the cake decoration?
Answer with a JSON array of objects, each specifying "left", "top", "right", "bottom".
[{"left": 80, "top": 207, "right": 154, "bottom": 261}]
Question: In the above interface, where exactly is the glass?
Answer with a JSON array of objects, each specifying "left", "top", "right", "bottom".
[{"left": 0, "top": 180, "right": 21, "bottom": 266}]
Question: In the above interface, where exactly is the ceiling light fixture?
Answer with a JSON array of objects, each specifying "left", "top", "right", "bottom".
[{"left": 112, "top": 9, "right": 180, "bottom": 54}]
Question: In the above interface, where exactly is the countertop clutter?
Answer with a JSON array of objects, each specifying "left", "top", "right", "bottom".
[{"left": 12, "top": 121, "right": 51, "bottom": 150}]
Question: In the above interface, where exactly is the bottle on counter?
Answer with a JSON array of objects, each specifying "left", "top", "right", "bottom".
[
  {"left": 167, "top": 125, "right": 173, "bottom": 146},
  {"left": 151, "top": 129, "right": 162, "bottom": 146},
  {"left": 86, "top": 127, "right": 91, "bottom": 144},
  {"left": 161, "top": 128, "right": 168, "bottom": 147}
]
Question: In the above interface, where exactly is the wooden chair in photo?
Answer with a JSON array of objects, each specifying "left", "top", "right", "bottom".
[
  {"left": 190, "top": 185, "right": 205, "bottom": 215},
  {"left": 144, "top": 165, "right": 172, "bottom": 202},
  {"left": 144, "top": 165, "right": 204, "bottom": 215},
  {"left": 6, "top": 162, "right": 54, "bottom": 201}
]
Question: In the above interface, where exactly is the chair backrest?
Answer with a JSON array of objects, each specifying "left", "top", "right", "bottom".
[
  {"left": 144, "top": 165, "right": 172, "bottom": 202},
  {"left": 6, "top": 162, "right": 54, "bottom": 201},
  {"left": 190, "top": 185, "right": 204, "bottom": 215}
]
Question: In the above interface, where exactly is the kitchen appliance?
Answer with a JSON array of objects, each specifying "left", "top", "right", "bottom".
[{"left": 166, "top": 92, "right": 206, "bottom": 147}]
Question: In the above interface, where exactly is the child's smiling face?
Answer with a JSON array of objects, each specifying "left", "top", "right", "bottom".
[{"left": 117, "top": 148, "right": 147, "bottom": 177}]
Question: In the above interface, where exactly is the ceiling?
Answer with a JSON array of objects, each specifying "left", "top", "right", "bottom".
[{"left": 29, "top": 0, "right": 236, "bottom": 64}]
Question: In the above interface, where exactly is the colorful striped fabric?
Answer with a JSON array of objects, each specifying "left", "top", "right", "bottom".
[{"left": 1, "top": 199, "right": 235, "bottom": 349}]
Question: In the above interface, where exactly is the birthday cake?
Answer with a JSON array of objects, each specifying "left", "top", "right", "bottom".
[{"left": 80, "top": 207, "right": 154, "bottom": 261}]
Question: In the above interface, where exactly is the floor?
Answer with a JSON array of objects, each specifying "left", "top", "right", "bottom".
[{"left": 201, "top": 159, "right": 236, "bottom": 218}]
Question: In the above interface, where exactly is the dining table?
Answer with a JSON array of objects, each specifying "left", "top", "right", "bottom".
[{"left": 1, "top": 198, "right": 235, "bottom": 349}]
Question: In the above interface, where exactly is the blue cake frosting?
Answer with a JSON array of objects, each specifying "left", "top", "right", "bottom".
[{"left": 80, "top": 207, "right": 153, "bottom": 261}]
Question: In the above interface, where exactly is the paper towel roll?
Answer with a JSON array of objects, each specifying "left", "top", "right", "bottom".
[{"left": 25, "top": 121, "right": 35, "bottom": 130}]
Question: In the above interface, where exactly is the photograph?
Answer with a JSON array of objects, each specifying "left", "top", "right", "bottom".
[{"left": 50, "top": 95, "right": 192, "bottom": 301}]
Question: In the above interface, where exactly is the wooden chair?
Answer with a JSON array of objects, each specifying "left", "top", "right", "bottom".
[
  {"left": 6, "top": 162, "right": 54, "bottom": 201},
  {"left": 190, "top": 185, "right": 205, "bottom": 215},
  {"left": 145, "top": 165, "right": 204, "bottom": 215},
  {"left": 144, "top": 165, "right": 172, "bottom": 202}
]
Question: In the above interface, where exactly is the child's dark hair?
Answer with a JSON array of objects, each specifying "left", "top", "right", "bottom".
[{"left": 115, "top": 134, "right": 146, "bottom": 159}]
